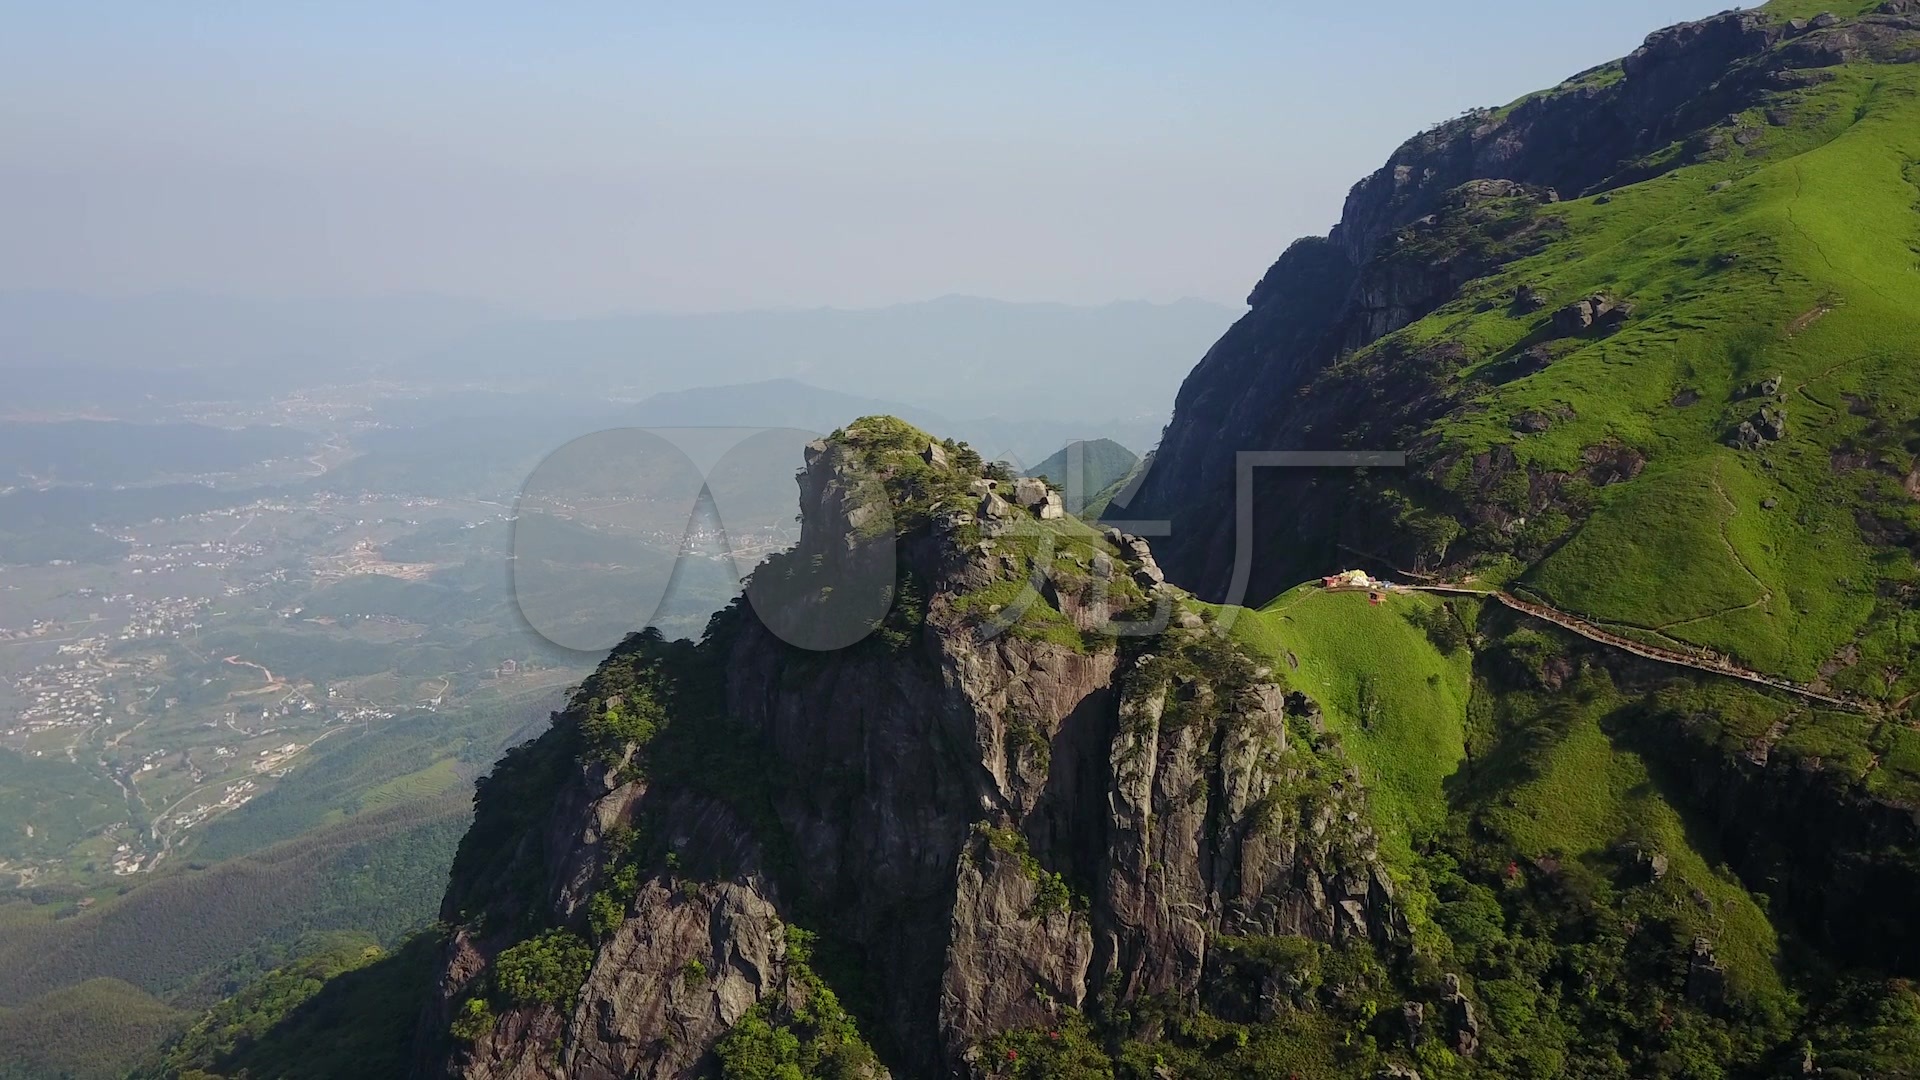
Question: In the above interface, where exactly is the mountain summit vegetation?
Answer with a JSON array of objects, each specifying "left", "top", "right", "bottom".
[{"left": 138, "top": 4, "right": 1920, "bottom": 1079}]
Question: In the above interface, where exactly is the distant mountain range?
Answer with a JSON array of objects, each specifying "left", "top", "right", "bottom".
[
  {"left": 407, "top": 295, "right": 1229, "bottom": 426},
  {"left": 626, "top": 379, "right": 942, "bottom": 433},
  {"left": 0, "top": 294, "right": 1229, "bottom": 436},
  {"left": 0, "top": 291, "right": 509, "bottom": 377}
]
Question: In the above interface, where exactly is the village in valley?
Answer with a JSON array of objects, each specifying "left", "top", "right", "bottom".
[{"left": 0, "top": 401, "right": 595, "bottom": 891}]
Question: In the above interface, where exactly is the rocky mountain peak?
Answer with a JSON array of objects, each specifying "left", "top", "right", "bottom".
[{"left": 408, "top": 418, "right": 1406, "bottom": 1078}]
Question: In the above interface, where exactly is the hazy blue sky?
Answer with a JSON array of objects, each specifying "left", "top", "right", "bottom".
[{"left": 1, "top": 1, "right": 1729, "bottom": 316}]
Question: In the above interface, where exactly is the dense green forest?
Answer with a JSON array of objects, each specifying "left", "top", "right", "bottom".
[
  {"left": 0, "top": 980, "right": 189, "bottom": 1080},
  {"left": 133, "top": 932, "right": 439, "bottom": 1080}
]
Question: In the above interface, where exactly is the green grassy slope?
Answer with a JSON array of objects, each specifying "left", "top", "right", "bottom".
[
  {"left": 1224, "top": 588, "right": 1472, "bottom": 842},
  {"left": 1468, "top": 682, "right": 1784, "bottom": 1004},
  {"left": 1390, "top": 53, "right": 1920, "bottom": 694}
]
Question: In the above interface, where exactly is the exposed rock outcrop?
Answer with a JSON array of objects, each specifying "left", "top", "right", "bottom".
[
  {"left": 1685, "top": 937, "right": 1728, "bottom": 1010},
  {"left": 1439, "top": 973, "right": 1482, "bottom": 1057},
  {"left": 1511, "top": 283, "right": 1551, "bottom": 312},
  {"left": 1730, "top": 404, "right": 1789, "bottom": 450},
  {"left": 1010, "top": 476, "right": 1067, "bottom": 520}
]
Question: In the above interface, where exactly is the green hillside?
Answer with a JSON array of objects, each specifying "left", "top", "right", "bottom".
[
  {"left": 1375, "top": 38, "right": 1920, "bottom": 696},
  {"left": 0, "top": 979, "right": 188, "bottom": 1080},
  {"left": 1157, "top": 39, "right": 1920, "bottom": 1057},
  {"left": 0, "top": 798, "right": 463, "bottom": 1008},
  {"left": 1224, "top": 588, "right": 1472, "bottom": 843},
  {"left": 1204, "top": 584, "right": 1812, "bottom": 1072}
]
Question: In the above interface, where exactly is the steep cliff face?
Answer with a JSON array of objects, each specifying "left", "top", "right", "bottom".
[{"left": 412, "top": 421, "right": 1402, "bottom": 1079}]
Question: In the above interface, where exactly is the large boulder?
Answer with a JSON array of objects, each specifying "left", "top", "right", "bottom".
[
  {"left": 1007, "top": 476, "right": 1067, "bottom": 519},
  {"left": 1552, "top": 299, "right": 1596, "bottom": 334},
  {"left": 1552, "top": 293, "right": 1634, "bottom": 336}
]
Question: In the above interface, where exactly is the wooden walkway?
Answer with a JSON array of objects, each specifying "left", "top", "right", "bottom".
[{"left": 1404, "top": 584, "right": 1875, "bottom": 713}]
